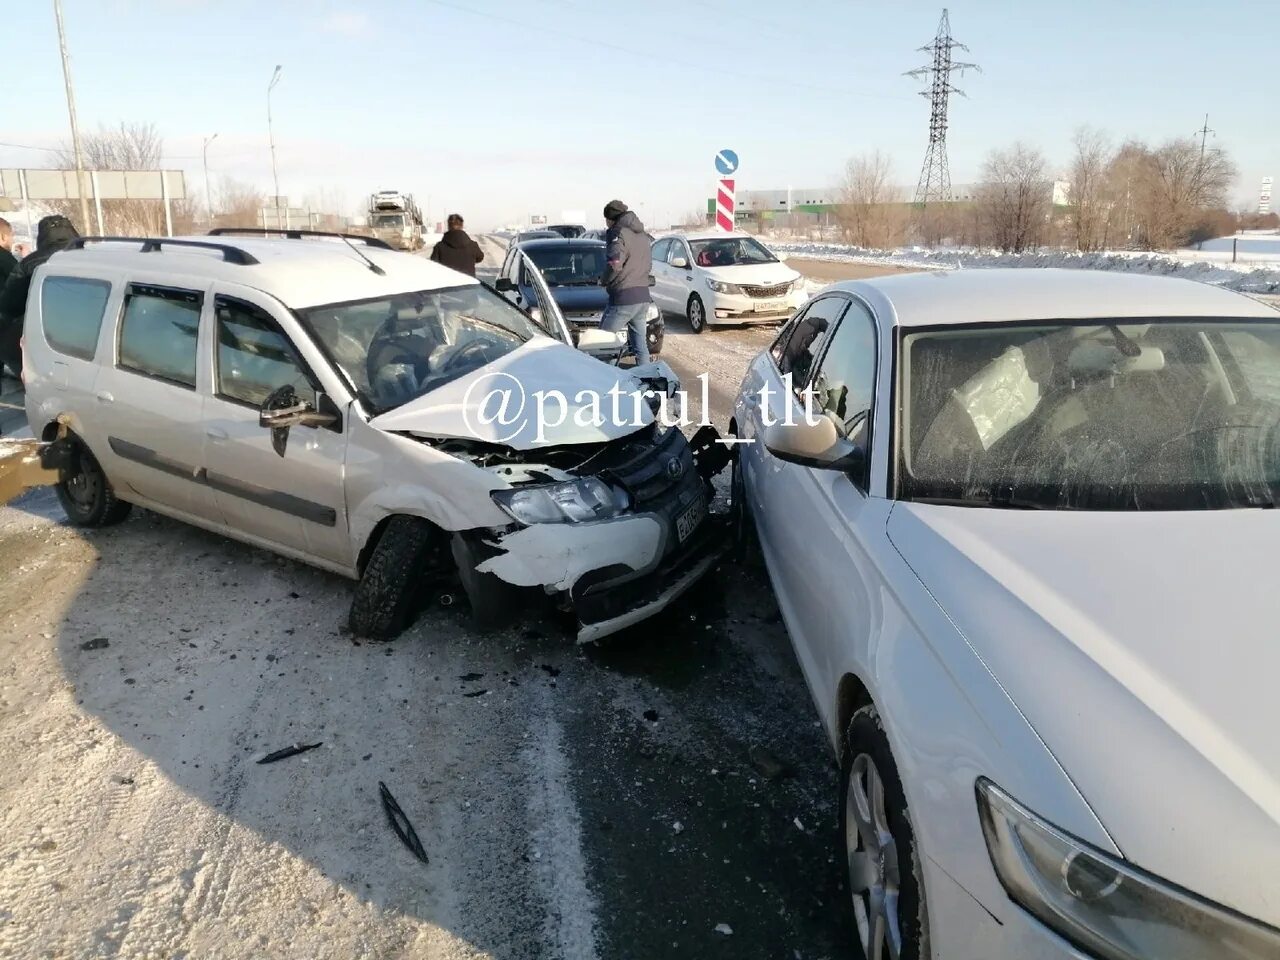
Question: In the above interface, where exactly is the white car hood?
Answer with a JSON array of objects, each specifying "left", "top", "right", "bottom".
[
  {"left": 888, "top": 503, "right": 1280, "bottom": 924},
  {"left": 700, "top": 263, "right": 799, "bottom": 287},
  {"left": 369, "top": 337, "right": 654, "bottom": 449}
]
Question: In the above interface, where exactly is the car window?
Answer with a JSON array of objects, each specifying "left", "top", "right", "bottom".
[
  {"left": 41, "top": 275, "right": 110, "bottom": 361},
  {"left": 668, "top": 241, "right": 688, "bottom": 265},
  {"left": 808, "top": 300, "right": 878, "bottom": 487},
  {"left": 651, "top": 239, "right": 672, "bottom": 263},
  {"left": 118, "top": 284, "right": 201, "bottom": 388},
  {"left": 215, "top": 296, "right": 315, "bottom": 408},
  {"left": 777, "top": 295, "right": 848, "bottom": 389}
]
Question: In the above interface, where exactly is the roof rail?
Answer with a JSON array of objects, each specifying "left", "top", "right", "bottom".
[
  {"left": 207, "top": 228, "right": 394, "bottom": 250},
  {"left": 68, "top": 236, "right": 260, "bottom": 265}
]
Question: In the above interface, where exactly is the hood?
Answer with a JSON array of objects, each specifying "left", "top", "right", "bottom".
[
  {"left": 368, "top": 337, "right": 654, "bottom": 449},
  {"left": 888, "top": 503, "right": 1280, "bottom": 923},
  {"left": 36, "top": 215, "right": 79, "bottom": 251},
  {"left": 440, "top": 228, "right": 472, "bottom": 249},
  {"left": 615, "top": 210, "right": 647, "bottom": 236},
  {"left": 701, "top": 262, "right": 799, "bottom": 287}
]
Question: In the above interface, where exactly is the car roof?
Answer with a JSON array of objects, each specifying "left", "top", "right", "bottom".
[
  {"left": 662, "top": 230, "right": 757, "bottom": 242},
  {"left": 514, "top": 237, "right": 605, "bottom": 249},
  {"left": 42, "top": 236, "right": 476, "bottom": 309},
  {"left": 831, "top": 268, "right": 1279, "bottom": 327}
]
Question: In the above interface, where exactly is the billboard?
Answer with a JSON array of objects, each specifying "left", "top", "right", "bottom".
[
  {"left": 1260, "top": 177, "right": 1273, "bottom": 216},
  {"left": 0, "top": 168, "right": 186, "bottom": 201}
]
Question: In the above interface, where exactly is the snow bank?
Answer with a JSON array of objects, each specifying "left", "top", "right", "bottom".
[{"left": 773, "top": 241, "right": 1280, "bottom": 295}]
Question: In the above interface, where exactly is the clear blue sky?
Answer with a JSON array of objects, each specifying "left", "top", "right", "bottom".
[{"left": 2, "top": 0, "right": 1274, "bottom": 230}]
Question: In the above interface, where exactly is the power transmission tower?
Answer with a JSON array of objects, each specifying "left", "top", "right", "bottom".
[
  {"left": 906, "top": 9, "right": 980, "bottom": 206},
  {"left": 1195, "top": 113, "right": 1215, "bottom": 160}
]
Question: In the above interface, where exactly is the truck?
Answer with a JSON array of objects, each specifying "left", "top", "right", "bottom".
[{"left": 367, "top": 190, "right": 424, "bottom": 251}]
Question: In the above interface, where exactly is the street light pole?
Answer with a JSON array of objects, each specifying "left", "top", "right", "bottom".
[
  {"left": 267, "top": 65, "right": 283, "bottom": 230},
  {"left": 53, "top": 0, "right": 91, "bottom": 232},
  {"left": 202, "top": 134, "right": 218, "bottom": 229}
]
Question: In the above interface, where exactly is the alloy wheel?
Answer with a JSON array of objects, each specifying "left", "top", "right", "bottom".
[{"left": 846, "top": 753, "right": 903, "bottom": 960}]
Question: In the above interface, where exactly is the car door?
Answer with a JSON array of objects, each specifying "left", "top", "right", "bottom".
[
  {"left": 517, "top": 250, "right": 575, "bottom": 346},
  {"left": 202, "top": 288, "right": 352, "bottom": 566},
  {"left": 666, "top": 239, "right": 695, "bottom": 311},
  {"left": 91, "top": 279, "right": 221, "bottom": 523},
  {"left": 649, "top": 239, "right": 673, "bottom": 310}
]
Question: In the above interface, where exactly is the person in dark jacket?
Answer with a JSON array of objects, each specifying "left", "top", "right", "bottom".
[
  {"left": 0, "top": 219, "right": 17, "bottom": 289},
  {"left": 430, "top": 214, "right": 484, "bottom": 276},
  {"left": 0, "top": 215, "right": 80, "bottom": 376},
  {"left": 600, "top": 199, "right": 653, "bottom": 365}
]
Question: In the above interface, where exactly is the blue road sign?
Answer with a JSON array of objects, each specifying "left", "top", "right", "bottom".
[{"left": 715, "top": 149, "right": 739, "bottom": 176}]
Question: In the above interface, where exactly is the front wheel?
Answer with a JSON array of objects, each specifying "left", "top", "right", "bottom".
[
  {"left": 647, "top": 320, "right": 664, "bottom": 356},
  {"left": 349, "top": 516, "right": 439, "bottom": 641},
  {"left": 687, "top": 294, "right": 707, "bottom": 334},
  {"left": 841, "top": 705, "right": 929, "bottom": 960},
  {"left": 56, "top": 439, "right": 132, "bottom": 528}
]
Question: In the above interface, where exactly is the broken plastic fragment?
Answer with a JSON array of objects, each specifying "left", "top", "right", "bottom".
[
  {"left": 257, "top": 742, "right": 322, "bottom": 765},
  {"left": 714, "top": 923, "right": 733, "bottom": 936}
]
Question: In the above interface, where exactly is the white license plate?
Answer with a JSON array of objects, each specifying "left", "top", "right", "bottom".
[
  {"left": 675, "top": 497, "right": 706, "bottom": 543},
  {"left": 753, "top": 300, "right": 784, "bottom": 312}
]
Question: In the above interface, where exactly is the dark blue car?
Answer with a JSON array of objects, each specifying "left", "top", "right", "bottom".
[{"left": 495, "top": 238, "right": 664, "bottom": 356}]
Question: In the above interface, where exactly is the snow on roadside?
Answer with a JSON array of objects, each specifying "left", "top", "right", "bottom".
[{"left": 772, "top": 240, "right": 1280, "bottom": 295}]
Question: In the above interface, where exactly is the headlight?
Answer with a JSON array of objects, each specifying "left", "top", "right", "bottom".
[
  {"left": 706, "top": 278, "right": 743, "bottom": 295},
  {"left": 976, "top": 779, "right": 1280, "bottom": 960},
  {"left": 790, "top": 277, "right": 807, "bottom": 293},
  {"left": 492, "top": 477, "right": 629, "bottom": 524},
  {"left": 645, "top": 303, "right": 660, "bottom": 321}
]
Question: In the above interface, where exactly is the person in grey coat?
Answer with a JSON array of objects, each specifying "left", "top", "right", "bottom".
[{"left": 600, "top": 200, "right": 652, "bottom": 365}]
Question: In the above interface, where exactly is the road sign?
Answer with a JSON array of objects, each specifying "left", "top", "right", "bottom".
[
  {"left": 1261, "top": 176, "right": 1274, "bottom": 216},
  {"left": 716, "top": 178, "right": 736, "bottom": 232},
  {"left": 715, "top": 149, "right": 739, "bottom": 176}
]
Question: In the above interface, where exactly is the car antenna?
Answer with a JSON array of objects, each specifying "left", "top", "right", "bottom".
[{"left": 340, "top": 235, "right": 386, "bottom": 275}]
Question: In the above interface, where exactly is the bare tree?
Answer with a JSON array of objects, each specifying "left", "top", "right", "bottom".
[
  {"left": 1136, "top": 137, "right": 1237, "bottom": 249},
  {"left": 977, "top": 143, "right": 1050, "bottom": 253},
  {"left": 213, "top": 178, "right": 267, "bottom": 229},
  {"left": 836, "top": 151, "right": 907, "bottom": 248},
  {"left": 54, "top": 123, "right": 168, "bottom": 236},
  {"left": 1069, "top": 127, "right": 1114, "bottom": 251}
]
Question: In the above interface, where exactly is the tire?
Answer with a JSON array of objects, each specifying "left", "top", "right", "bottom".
[
  {"left": 349, "top": 516, "right": 439, "bottom": 641},
  {"left": 56, "top": 439, "right": 132, "bottom": 528},
  {"left": 647, "top": 319, "right": 664, "bottom": 356},
  {"left": 840, "top": 705, "right": 929, "bottom": 960},
  {"left": 687, "top": 294, "right": 707, "bottom": 334},
  {"left": 728, "top": 436, "right": 758, "bottom": 566}
]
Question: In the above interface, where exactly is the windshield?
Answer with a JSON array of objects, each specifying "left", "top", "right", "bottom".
[
  {"left": 900, "top": 319, "right": 1280, "bottom": 510},
  {"left": 373, "top": 215, "right": 404, "bottom": 229},
  {"left": 523, "top": 245, "right": 605, "bottom": 286},
  {"left": 299, "top": 284, "right": 544, "bottom": 415},
  {"left": 690, "top": 236, "right": 778, "bottom": 267}
]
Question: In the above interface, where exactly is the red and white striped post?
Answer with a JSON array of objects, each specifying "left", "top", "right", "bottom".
[{"left": 716, "top": 178, "right": 736, "bottom": 232}]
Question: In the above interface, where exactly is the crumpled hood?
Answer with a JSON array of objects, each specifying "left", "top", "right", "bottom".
[
  {"left": 888, "top": 502, "right": 1280, "bottom": 924},
  {"left": 369, "top": 337, "right": 655, "bottom": 449},
  {"left": 701, "top": 263, "right": 799, "bottom": 287}
]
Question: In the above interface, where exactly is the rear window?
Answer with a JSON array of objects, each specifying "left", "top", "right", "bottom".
[{"left": 41, "top": 276, "right": 111, "bottom": 360}]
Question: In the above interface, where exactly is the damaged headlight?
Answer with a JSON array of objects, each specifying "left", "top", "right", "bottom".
[
  {"left": 976, "top": 779, "right": 1280, "bottom": 960},
  {"left": 492, "top": 477, "right": 629, "bottom": 524}
]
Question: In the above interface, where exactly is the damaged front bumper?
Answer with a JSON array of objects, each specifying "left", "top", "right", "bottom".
[{"left": 470, "top": 425, "right": 731, "bottom": 642}]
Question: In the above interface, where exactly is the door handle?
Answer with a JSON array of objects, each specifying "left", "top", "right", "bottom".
[
  {"left": 95, "top": 390, "right": 114, "bottom": 404},
  {"left": 206, "top": 426, "right": 228, "bottom": 441}
]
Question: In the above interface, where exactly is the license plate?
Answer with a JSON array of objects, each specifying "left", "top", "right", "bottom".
[
  {"left": 753, "top": 300, "right": 784, "bottom": 312},
  {"left": 675, "top": 497, "right": 706, "bottom": 543}
]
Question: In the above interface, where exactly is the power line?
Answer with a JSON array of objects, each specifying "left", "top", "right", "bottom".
[{"left": 905, "top": 8, "right": 979, "bottom": 206}]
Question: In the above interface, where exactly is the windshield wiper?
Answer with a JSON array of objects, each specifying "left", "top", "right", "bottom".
[{"left": 456, "top": 314, "right": 528, "bottom": 341}]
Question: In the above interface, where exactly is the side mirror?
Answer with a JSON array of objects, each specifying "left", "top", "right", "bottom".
[
  {"left": 259, "top": 385, "right": 338, "bottom": 457},
  {"left": 775, "top": 251, "right": 790, "bottom": 262},
  {"left": 762, "top": 415, "right": 865, "bottom": 473},
  {"left": 494, "top": 277, "right": 516, "bottom": 293},
  {"left": 671, "top": 257, "right": 689, "bottom": 269}
]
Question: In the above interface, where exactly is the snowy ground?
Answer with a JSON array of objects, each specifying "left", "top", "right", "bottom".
[{"left": 770, "top": 235, "right": 1280, "bottom": 296}]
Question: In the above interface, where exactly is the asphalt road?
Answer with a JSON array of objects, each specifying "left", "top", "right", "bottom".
[{"left": 0, "top": 272, "right": 867, "bottom": 960}]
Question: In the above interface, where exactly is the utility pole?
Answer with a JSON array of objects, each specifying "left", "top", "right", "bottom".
[
  {"left": 202, "top": 133, "right": 218, "bottom": 228},
  {"left": 53, "top": 0, "right": 91, "bottom": 232},
  {"left": 268, "top": 65, "right": 283, "bottom": 230},
  {"left": 1195, "top": 113, "right": 1215, "bottom": 161},
  {"left": 905, "top": 9, "right": 980, "bottom": 207}
]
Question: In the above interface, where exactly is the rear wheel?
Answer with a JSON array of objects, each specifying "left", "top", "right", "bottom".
[
  {"left": 349, "top": 516, "right": 439, "bottom": 641},
  {"left": 56, "top": 439, "right": 132, "bottom": 528},
  {"left": 687, "top": 294, "right": 707, "bottom": 334},
  {"left": 728, "top": 435, "right": 758, "bottom": 565},
  {"left": 841, "top": 705, "right": 929, "bottom": 960}
]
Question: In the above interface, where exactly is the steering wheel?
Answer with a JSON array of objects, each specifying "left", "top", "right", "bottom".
[{"left": 438, "top": 337, "right": 497, "bottom": 373}]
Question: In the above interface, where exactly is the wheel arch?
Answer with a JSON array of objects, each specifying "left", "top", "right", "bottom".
[
  {"left": 836, "top": 671, "right": 876, "bottom": 764},
  {"left": 356, "top": 510, "right": 448, "bottom": 576}
]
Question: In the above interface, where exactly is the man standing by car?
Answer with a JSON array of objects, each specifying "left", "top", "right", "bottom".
[
  {"left": 0, "top": 214, "right": 80, "bottom": 377},
  {"left": 430, "top": 213, "right": 484, "bottom": 276},
  {"left": 600, "top": 199, "right": 652, "bottom": 365}
]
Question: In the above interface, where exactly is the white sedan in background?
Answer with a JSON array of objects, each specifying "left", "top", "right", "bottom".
[
  {"left": 651, "top": 231, "right": 807, "bottom": 332},
  {"left": 732, "top": 268, "right": 1280, "bottom": 960}
]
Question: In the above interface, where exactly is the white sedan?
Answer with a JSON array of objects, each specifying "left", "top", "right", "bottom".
[
  {"left": 651, "top": 231, "right": 807, "bottom": 332},
  {"left": 731, "top": 268, "right": 1280, "bottom": 960}
]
